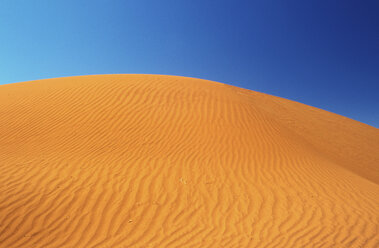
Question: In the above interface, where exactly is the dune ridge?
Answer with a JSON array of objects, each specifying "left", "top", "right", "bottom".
[{"left": 0, "top": 74, "right": 378, "bottom": 247}]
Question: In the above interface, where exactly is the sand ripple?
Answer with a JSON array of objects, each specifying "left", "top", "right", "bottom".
[{"left": 0, "top": 75, "right": 378, "bottom": 247}]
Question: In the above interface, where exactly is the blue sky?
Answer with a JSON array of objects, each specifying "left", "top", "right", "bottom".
[{"left": 1, "top": 0, "right": 378, "bottom": 127}]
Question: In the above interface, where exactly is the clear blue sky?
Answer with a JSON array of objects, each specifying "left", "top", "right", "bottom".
[{"left": 1, "top": 0, "right": 378, "bottom": 127}]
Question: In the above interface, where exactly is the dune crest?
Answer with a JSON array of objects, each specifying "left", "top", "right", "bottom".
[{"left": 0, "top": 74, "right": 378, "bottom": 247}]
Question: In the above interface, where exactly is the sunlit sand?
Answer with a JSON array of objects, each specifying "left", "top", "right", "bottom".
[{"left": 0, "top": 75, "right": 378, "bottom": 247}]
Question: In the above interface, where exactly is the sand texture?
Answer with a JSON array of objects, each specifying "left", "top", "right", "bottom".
[{"left": 0, "top": 74, "right": 378, "bottom": 248}]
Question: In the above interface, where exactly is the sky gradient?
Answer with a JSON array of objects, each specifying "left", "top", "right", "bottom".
[{"left": 1, "top": 0, "right": 378, "bottom": 127}]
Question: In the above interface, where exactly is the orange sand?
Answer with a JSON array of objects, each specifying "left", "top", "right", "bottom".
[{"left": 0, "top": 74, "right": 378, "bottom": 247}]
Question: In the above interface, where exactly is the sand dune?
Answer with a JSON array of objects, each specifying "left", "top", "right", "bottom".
[{"left": 0, "top": 74, "right": 378, "bottom": 248}]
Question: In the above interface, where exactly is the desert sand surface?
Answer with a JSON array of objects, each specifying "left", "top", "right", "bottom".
[{"left": 0, "top": 74, "right": 378, "bottom": 248}]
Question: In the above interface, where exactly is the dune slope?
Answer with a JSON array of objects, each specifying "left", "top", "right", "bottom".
[{"left": 0, "top": 74, "right": 378, "bottom": 248}]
